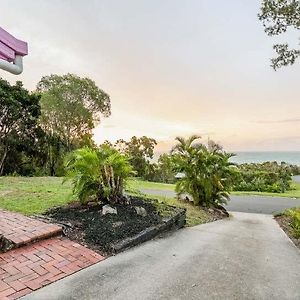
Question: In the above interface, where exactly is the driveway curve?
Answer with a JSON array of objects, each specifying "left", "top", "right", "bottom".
[
  {"left": 24, "top": 212, "right": 300, "bottom": 300},
  {"left": 139, "top": 188, "right": 300, "bottom": 214}
]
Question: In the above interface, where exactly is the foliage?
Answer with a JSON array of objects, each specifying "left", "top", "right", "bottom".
[
  {"left": 171, "top": 136, "right": 237, "bottom": 207},
  {"left": 65, "top": 145, "right": 133, "bottom": 204},
  {"left": 144, "top": 153, "right": 176, "bottom": 183},
  {"left": 37, "top": 74, "right": 111, "bottom": 175},
  {"left": 289, "top": 164, "right": 300, "bottom": 175},
  {"left": 234, "top": 162, "right": 292, "bottom": 193},
  {"left": 37, "top": 74, "right": 111, "bottom": 149},
  {"left": 259, "top": 0, "right": 300, "bottom": 69},
  {"left": 0, "top": 78, "right": 42, "bottom": 176},
  {"left": 285, "top": 208, "right": 300, "bottom": 238},
  {"left": 113, "top": 136, "right": 157, "bottom": 178}
]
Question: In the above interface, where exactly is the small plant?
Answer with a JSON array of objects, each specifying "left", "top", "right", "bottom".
[
  {"left": 64, "top": 145, "right": 134, "bottom": 204},
  {"left": 287, "top": 208, "right": 300, "bottom": 238}
]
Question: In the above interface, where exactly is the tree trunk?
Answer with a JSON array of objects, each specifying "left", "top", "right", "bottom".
[{"left": 0, "top": 145, "right": 8, "bottom": 176}]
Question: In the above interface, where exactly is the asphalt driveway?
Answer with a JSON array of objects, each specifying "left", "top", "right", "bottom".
[
  {"left": 293, "top": 175, "right": 300, "bottom": 184},
  {"left": 24, "top": 212, "right": 300, "bottom": 300},
  {"left": 139, "top": 188, "right": 300, "bottom": 214}
]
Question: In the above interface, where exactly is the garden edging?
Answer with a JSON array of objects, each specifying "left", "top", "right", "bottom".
[{"left": 111, "top": 207, "right": 186, "bottom": 253}]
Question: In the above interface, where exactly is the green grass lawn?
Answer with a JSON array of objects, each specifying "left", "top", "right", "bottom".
[
  {"left": 231, "top": 181, "right": 300, "bottom": 199},
  {"left": 143, "top": 194, "right": 219, "bottom": 226},
  {"left": 1, "top": 176, "right": 299, "bottom": 223},
  {"left": 128, "top": 178, "right": 300, "bottom": 199},
  {"left": 0, "top": 176, "right": 214, "bottom": 226},
  {"left": 0, "top": 177, "right": 73, "bottom": 215},
  {"left": 127, "top": 178, "right": 175, "bottom": 191}
]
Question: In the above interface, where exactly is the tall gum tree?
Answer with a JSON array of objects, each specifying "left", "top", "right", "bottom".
[
  {"left": 259, "top": 0, "right": 300, "bottom": 69},
  {"left": 37, "top": 74, "right": 111, "bottom": 175}
]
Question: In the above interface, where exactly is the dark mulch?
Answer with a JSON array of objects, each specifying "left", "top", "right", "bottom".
[
  {"left": 44, "top": 197, "right": 167, "bottom": 255},
  {"left": 275, "top": 215, "right": 300, "bottom": 249}
]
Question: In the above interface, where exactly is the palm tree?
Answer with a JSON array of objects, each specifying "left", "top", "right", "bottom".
[
  {"left": 172, "top": 135, "right": 201, "bottom": 155},
  {"left": 64, "top": 145, "right": 134, "bottom": 204},
  {"left": 172, "top": 135, "right": 236, "bottom": 207}
]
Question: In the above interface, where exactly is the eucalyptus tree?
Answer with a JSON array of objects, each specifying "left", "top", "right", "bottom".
[
  {"left": 259, "top": 0, "right": 300, "bottom": 69},
  {"left": 115, "top": 136, "right": 157, "bottom": 178},
  {"left": 37, "top": 74, "right": 111, "bottom": 175}
]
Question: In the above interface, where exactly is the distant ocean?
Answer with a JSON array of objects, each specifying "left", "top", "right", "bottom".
[
  {"left": 153, "top": 151, "right": 300, "bottom": 165},
  {"left": 230, "top": 152, "right": 300, "bottom": 165}
]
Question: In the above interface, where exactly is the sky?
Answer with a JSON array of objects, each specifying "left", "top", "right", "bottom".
[{"left": 1, "top": 0, "right": 300, "bottom": 152}]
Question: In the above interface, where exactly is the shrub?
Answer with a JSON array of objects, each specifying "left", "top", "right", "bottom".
[
  {"left": 64, "top": 145, "right": 134, "bottom": 204},
  {"left": 172, "top": 136, "right": 237, "bottom": 207},
  {"left": 287, "top": 208, "right": 300, "bottom": 238},
  {"left": 233, "top": 162, "right": 292, "bottom": 193}
]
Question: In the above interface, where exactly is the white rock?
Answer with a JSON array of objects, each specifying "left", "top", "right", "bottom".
[
  {"left": 135, "top": 206, "right": 148, "bottom": 217},
  {"left": 102, "top": 204, "right": 117, "bottom": 215}
]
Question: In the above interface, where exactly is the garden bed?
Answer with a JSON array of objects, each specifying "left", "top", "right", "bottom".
[
  {"left": 275, "top": 213, "right": 300, "bottom": 249},
  {"left": 43, "top": 196, "right": 185, "bottom": 255}
]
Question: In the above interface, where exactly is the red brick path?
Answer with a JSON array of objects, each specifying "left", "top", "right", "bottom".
[
  {"left": 0, "top": 237, "right": 105, "bottom": 299},
  {"left": 0, "top": 209, "right": 105, "bottom": 299},
  {"left": 0, "top": 209, "right": 62, "bottom": 250}
]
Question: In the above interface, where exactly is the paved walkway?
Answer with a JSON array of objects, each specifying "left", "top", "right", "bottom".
[
  {"left": 0, "top": 209, "right": 62, "bottom": 250},
  {"left": 24, "top": 212, "right": 300, "bottom": 300},
  {"left": 0, "top": 210, "right": 105, "bottom": 299}
]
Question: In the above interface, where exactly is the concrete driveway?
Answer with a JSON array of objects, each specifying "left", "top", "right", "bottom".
[
  {"left": 139, "top": 189, "right": 300, "bottom": 214},
  {"left": 24, "top": 212, "right": 300, "bottom": 300}
]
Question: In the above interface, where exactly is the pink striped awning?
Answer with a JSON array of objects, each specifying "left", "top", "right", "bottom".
[{"left": 0, "top": 27, "right": 28, "bottom": 62}]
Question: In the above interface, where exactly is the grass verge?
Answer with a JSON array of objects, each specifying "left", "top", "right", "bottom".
[
  {"left": 0, "top": 177, "right": 73, "bottom": 215},
  {"left": 232, "top": 181, "right": 300, "bottom": 199},
  {"left": 127, "top": 178, "right": 175, "bottom": 191},
  {"left": 0, "top": 176, "right": 216, "bottom": 227},
  {"left": 275, "top": 207, "right": 300, "bottom": 249},
  {"left": 128, "top": 178, "right": 300, "bottom": 199},
  {"left": 128, "top": 190, "right": 223, "bottom": 227}
]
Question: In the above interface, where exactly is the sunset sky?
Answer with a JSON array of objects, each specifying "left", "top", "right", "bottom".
[{"left": 1, "top": 0, "right": 300, "bottom": 152}]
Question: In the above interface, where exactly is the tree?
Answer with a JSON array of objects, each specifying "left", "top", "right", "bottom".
[
  {"left": 64, "top": 145, "right": 133, "bottom": 204},
  {"left": 172, "top": 136, "right": 236, "bottom": 207},
  {"left": 115, "top": 136, "right": 157, "bottom": 177},
  {"left": 143, "top": 153, "right": 176, "bottom": 183},
  {"left": 37, "top": 74, "right": 111, "bottom": 149},
  {"left": 37, "top": 73, "right": 111, "bottom": 175},
  {"left": 259, "top": 0, "right": 300, "bottom": 69},
  {"left": 0, "top": 79, "right": 41, "bottom": 175},
  {"left": 171, "top": 135, "right": 201, "bottom": 156}
]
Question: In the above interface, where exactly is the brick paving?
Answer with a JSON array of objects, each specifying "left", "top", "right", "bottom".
[
  {"left": 0, "top": 237, "right": 105, "bottom": 299},
  {"left": 0, "top": 209, "right": 62, "bottom": 251},
  {"left": 0, "top": 209, "right": 106, "bottom": 299}
]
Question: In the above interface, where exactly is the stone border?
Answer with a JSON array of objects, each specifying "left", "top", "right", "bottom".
[{"left": 110, "top": 207, "right": 186, "bottom": 253}]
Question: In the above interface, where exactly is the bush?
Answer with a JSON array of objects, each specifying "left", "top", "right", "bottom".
[
  {"left": 64, "top": 145, "right": 134, "bottom": 204},
  {"left": 286, "top": 208, "right": 300, "bottom": 238},
  {"left": 233, "top": 162, "right": 292, "bottom": 193},
  {"left": 172, "top": 136, "right": 237, "bottom": 207}
]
